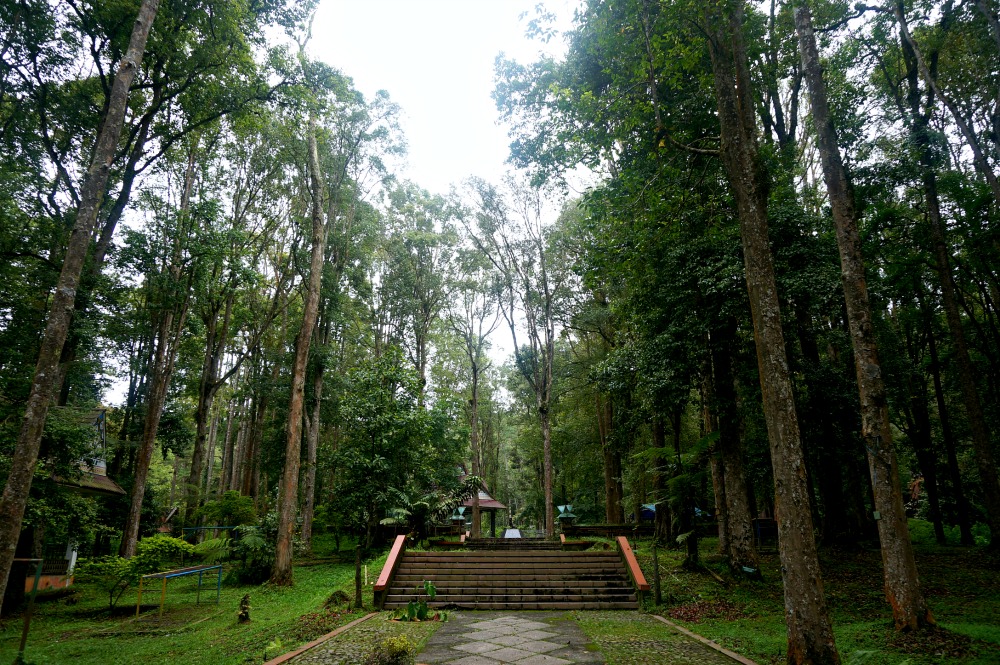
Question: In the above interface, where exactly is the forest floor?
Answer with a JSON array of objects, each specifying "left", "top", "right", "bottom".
[
  {"left": 632, "top": 520, "right": 1000, "bottom": 665},
  {"left": 1, "top": 524, "right": 997, "bottom": 665}
]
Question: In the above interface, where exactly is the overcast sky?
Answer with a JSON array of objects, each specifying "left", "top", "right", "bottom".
[{"left": 310, "top": 0, "right": 580, "bottom": 195}]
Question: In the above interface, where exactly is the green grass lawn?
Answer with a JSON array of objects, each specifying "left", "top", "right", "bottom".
[
  {"left": 0, "top": 534, "right": 388, "bottom": 665},
  {"left": 3, "top": 526, "right": 998, "bottom": 665},
  {"left": 631, "top": 523, "right": 1000, "bottom": 665}
]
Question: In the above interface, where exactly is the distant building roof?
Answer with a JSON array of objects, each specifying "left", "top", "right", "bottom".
[{"left": 52, "top": 464, "right": 126, "bottom": 496}]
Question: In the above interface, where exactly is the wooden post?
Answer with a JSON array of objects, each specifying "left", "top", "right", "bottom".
[
  {"left": 159, "top": 577, "right": 167, "bottom": 617},
  {"left": 136, "top": 577, "right": 144, "bottom": 617},
  {"left": 653, "top": 543, "right": 662, "bottom": 606},
  {"left": 17, "top": 559, "right": 43, "bottom": 662},
  {"left": 354, "top": 545, "right": 362, "bottom": 608}
]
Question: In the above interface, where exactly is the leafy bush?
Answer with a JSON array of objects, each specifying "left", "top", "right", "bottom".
[
  {"left": 76, "top": 534, "right": 193, "bottom": 610},
  {"left": 196, "top": 491, "right": 257, "bottom": 527},
  {"left": 362, "top": 635, "right": 415, "bottom": 665},
  {"left": 228, "top": 520, "right": 276, "bottom": 584},
  {"left": 192, "top": 537, "right": 232, "bottom": 564}
]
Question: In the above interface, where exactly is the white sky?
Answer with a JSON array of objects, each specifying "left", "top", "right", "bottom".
[{"left": 310, "top": 0, "right": 581, "bottom": 195}]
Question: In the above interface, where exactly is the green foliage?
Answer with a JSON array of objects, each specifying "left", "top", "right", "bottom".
[
  {"left": 392, "top": 580, "right": 437, "bottom": 623},
  {"left": 362, "top": 635, "right": 415, "bottom": 665},
  {"left": 76, "top": 535, "right": 194, "bottom": 610},
  {"left": 196, "top": 491, "right": 258, "bottom": 527},
  {"left": 192, "top": 537, "right": 232, "bottom": 565},
  {"left": 228, "top": 517, "right": 278, "bottom": 584}
]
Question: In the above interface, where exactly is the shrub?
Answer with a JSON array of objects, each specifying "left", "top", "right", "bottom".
[
  {"left": 363, "top": 635, "right": 415, "bottom": 665},
  {"left": 76, "top": 535, "right": 194, "bottom": 610}
]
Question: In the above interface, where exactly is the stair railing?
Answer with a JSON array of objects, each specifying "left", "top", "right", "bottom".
[
  {"left": 374, "top": 534, "right": 407, "bottom": 609},
  {"left": 616, "top": 536, "right": 650, "bottom": 602}
]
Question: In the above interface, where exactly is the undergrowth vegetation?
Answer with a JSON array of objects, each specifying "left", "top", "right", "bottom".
[
  {"left": 632, "top": 525, "right": 1000, "bottom": 665},
  {"left": 0, "top": 533, "right": 384, "bottom": 665}
]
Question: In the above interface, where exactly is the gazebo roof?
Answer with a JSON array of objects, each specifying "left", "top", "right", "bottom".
[
  {"left": 461, "top": 489, "right": 507, "bottom": 512},
  {"left": 457, "top": 470, "right": 507, "bottom": 511}
]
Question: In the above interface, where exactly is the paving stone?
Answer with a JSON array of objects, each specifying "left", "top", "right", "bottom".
[
  {"left": 453, "top": 641, "right": 503, "bottom": 654},
  {"left": 518, "top": 640, "right": 562, "bottom": 654},
  {"left": 517, "top": 656, "right": 574, "bottom": 665},
  {"left": 487, "top": 634, "right": 529, "bottom": 646},
  {"left": 448, "top": 656, "right": 503, "bottom": 665},
  {"left": 485, "top": 646, "right": 534, "bottom": 662},
  {"left": 519, "top": 630, "right": 556, "bottom": 640},
  {"left": 463, "top": 630, "right": 506, "bottom": 641}
]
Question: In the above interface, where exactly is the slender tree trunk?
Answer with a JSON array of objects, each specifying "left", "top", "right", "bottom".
[
  {"left": 713, "top": 326, "right": 759, "bottom": 575},
  {"left": 704, "top": 362, "right": 731, "bottom": 557},
  {"left": 0, "top": 0, "right": 160, "bottom": 609},
  {"left": 271, "top": 111, "right": 327, "bottom": 585},
  {"left": 894, "top": 4, "right": 1000, "bottom": 206},
  {"left": 897, "top": 25, "right": 1000, "bottom": 546},
  {"left": 204, "top": 401, "right": 221, "bottom": 498},
  {"left": 300, "top": 363, "right": 324, "bottom": 553},
  {"left": 186, "top": 294, "right": 232, "bottom": 519},
  {"left": 705, "top": 1, "right": 839, "bottom": 661},
  {"left": 470, "top": 361, "right": 482, "bottom": 539},
  {"left": 652, "top": 416, "right": 671, "bottom": 543},
  {"left": 540, "top": 402, "right": 554, "bottom": 538},
  {"left": 598, "top": 394, "right": 622, "bottom": 524},
  {"left": 926, "top": 319, "right": 974, "bottom": 545},
  {"left": 795, "top": 2, "right": 933, "bottom": 630},
  {"left": 121, "top": 303, "right": 188, "bottom": 557}
]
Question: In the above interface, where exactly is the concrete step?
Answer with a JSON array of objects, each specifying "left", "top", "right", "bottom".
[
  {"left": 382, "top": 600, "right": 638, "bottom": 610},
  {"left": 396, "top": 572, "right": 627, "bottom": 583},
  {"left": 381, "top": 547, "right": 640, "bottom": 611}
]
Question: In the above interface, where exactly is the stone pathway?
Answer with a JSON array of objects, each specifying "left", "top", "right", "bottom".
[
  {"left": 285, "top": 610, "right": 750, "bottom": 665},
  {"left": 417, "top": 611, "right": 602, "bottom": 665}
]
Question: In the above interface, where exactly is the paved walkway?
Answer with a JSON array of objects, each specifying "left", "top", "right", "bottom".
[
  {"left": 417, "top": 611, "right": 602, "bottom": 665},
  {"left": 284, "top": 610, "right": 750, "bottom": 665}
]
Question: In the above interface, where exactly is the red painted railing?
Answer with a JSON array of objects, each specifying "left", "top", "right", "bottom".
[
  {"left": 616, "top": 535, "right": 650, "bottom": 592},
  {"left": 373, "top": 534, "right": 407, "bottom": 609}
]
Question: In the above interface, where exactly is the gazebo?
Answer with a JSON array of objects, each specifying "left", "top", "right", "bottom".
[{"left": 458, "top": 477, "right": 507, "bottom": 538}]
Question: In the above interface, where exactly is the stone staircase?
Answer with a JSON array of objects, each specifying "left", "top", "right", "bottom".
[
  {"left": 381, "top": 549, "right": 639, "bottom": 610},
  {"left": 463, "top": 538, "right": 561, "bottom": 551}
]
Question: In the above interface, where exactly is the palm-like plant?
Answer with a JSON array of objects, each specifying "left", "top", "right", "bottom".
[{"left": 380, "top": 476, "right": 483, "bottom": 544}]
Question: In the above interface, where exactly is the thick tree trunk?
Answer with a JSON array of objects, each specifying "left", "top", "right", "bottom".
[
  {"left": 704, "top": 1, "right": 839, "bottom": 661},
  {"left": 795, "top": 2, "right": 933, "bottom": 630},
  {"left": 0, "top": 0, "right": 160, "bottom": 609},
  {"left": 271, "top": 111, "right": 327, "bottom": 585}
]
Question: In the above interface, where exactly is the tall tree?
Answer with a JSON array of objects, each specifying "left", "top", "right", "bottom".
[
  {"left": 794, "top": 1, "right": 933, "bottom": 630},
  {"left": 271, "top": 99, "right": 327, "bottom": 585},
  {"left": 703, "top": 0, "right": 839, "bottom": 661},
  {"left": 466, "top": 177, "right": 564, "bottom": 538},
  {"left": 0, "top": 0, "right": 160, "bottom": 608}
]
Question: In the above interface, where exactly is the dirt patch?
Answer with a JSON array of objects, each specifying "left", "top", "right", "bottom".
[
  {"left": 290, "top": 607, "right": 355, "bottom": 642},
  {"left": 665, "top": 599, "right": 747, "bottom": 623}
]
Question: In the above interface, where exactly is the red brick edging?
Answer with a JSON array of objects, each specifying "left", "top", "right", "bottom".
[
  {"left": 651, "top": 614, "right": 759, "bottom": 665},
  {"left": 263, "top": 612, "right": 378, "bottom": 665}
]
